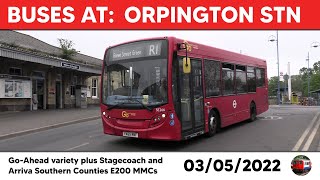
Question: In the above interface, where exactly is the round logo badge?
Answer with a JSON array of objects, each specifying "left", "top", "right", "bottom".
[
  {"left": 169, "top": 120, "right": 175, "bottom": 126},
  {"left": 170, "top": 113, "right": 174, "bottom": 119},
  {"left": 291, "top": 155, "right": 311, "bottom": 176}
]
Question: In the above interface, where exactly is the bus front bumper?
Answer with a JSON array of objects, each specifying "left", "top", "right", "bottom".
[{"left": 101, "top": 116, "right": 181, "bottom": 141}]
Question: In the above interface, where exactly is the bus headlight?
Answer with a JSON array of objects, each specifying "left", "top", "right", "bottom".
[
  {"left": 102, "top": 112, "right": 111, "bottom": 120},
  {"left": 150, "top": 113, "right": 167, "bottom": 127}
]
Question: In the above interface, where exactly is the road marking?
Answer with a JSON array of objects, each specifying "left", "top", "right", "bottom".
[
  {"left": 65, "top": 142, "right": 89, "bottom": 151},
  {"left": 274, "top": 113, "right": 291, "bottom": 116},
  {"left": 292, "top": 112, "right": 320, "bottom": 151},
  {"left": 302, "top": 115, "right": 320, "bottom": 151},
  {"left": 261, "top": 116, "right": 283, "bottom": 120}
]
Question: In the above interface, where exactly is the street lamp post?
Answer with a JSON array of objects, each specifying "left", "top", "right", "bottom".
[
  {"left": 269, "top": 31, "right": 281, "bottom": 105},
  {"left": 306, "top": 42, "right": 320, "bottom": 105},
  {"left": 276, "top": 31, "right": 280, "bottom": 105},
  {"left": 283, "top": 73, "right": 289, "bottom": 103},
  {"left": 306, "top": 52, "right": 310, "bottom": 100}
]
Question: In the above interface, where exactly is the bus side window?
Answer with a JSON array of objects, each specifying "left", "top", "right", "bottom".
[
  {"left": 204, "top": 60, "right": 221, "bottom": 97},
  {"left": 222, "top": 63, "right": 235, "bottom": 95},
  {"left": 236, "top": 65, "right": 247, "bottom": 93},
  {"left": 256, "top": 68, "right": 265, "bottom": 87},
  {"left": 247, "top": 66, "right": 256, "bottom": 92}
]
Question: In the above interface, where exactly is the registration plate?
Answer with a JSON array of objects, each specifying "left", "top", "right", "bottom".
[{"left": 123, "top": 132, "right": 138, "bottom": 138}]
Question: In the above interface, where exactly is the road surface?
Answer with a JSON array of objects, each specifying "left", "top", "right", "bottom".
[{"left": 0, "top": 106, "right": 319, "bottom": 152}]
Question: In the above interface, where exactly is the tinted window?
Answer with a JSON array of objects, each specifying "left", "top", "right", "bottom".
[
  {"left": 256, "top": 68, "right": 265, "bottom": 87},
  {"left": 222, "top": 63, "right": 234, "bottom": 95},
  {"left": 172, "top": 54, "right": 181, "bottom": 120},
  {"left": 92, "top": 79, "right": 98, "bottom": 97},
  {"left": 193, "top": 63, "right": 202, "bottom": 97},
  {"left": 247, "top": 66, "right": 256, "bottom": 92},
  {"left": 204, "top": 60, "right": 221, "bottom": 97},
  {"left": 236, "top": 65, "right": 247, "bottom": 93},
  {"left": 9, "top": 67, "right": 22, "bottom": 76}
]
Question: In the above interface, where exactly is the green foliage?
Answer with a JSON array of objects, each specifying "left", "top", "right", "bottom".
[
  {"left": 297, "top": 61, "right": 320, "bottom": 96},
  {"left": 310, "top": 73, "right": 320, "bottom": 92},
  {"left": 58, "top": 38, "right": 78, "bottom": 60},
  {"left": 293, "top": 155, "right": 309, "bottom": 160},
  {"left": 291, "top": 75, "right": 303, "bottom": 93},
  {"left": 268, "top": 74, "right": 307, "bottom": 97},
  {"left": 299, "top": 67, "right": 308, "bottom": 79},
  {"left": 313, "top": 61, "right": 320, "bottom": 73},
  {"left": 268, "top": 76, "right": 285, "bottom": 96},
  {"left": 268, "top": 76, "right": 278, "bottom": 96}
]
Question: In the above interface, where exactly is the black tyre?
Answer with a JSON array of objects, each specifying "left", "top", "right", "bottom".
[
  {"left": 207, "top": 110, "right": 219, "bottom": 137},
  {"left": 249, "top": 103, "right": 257, "bottom": 122}
]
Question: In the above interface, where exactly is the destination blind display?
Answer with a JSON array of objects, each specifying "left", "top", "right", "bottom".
[{"left": 109, "top": 40, "right": 164, "bottom": 61}]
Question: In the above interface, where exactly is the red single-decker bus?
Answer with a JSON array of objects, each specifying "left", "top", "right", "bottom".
[{"left": 100, "top": 37, "right": 268, "bottom": 140}]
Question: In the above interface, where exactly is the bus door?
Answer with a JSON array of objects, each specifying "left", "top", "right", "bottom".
[{"left": 178, "top": 57, "right": 205, "bottom": 138}]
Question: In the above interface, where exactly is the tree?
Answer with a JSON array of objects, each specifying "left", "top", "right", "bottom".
[
  {"left": 291, "top": 75, "right": 303, "bottom": 94},
  {"left": 294, "top": 155, "right": 309, "bottom": 160},
  {"left": 313, "top": 61, "right": 320, "bottom": 73},
  {"left": 268, "top": 76, "right": 285, "bottom": 96},
  {"left": 310, "top": 73, "right": 320, "bottom": 91},
  {"left": 58, "top": 38, "right": 78, "bottom": 60},
  {"left": 298, "top": 61, "right": 320, "bottom": 96},
  {"left": 268, "top": 76, "right": 278, "bottom": 96}
]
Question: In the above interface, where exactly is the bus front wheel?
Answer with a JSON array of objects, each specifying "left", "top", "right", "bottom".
[{"left": 207, "top": 110, "right": 219, "bottom": 137}]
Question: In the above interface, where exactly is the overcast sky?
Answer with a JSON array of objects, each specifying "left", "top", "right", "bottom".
[{"left": 17, "top": 30, "right": 320, "bottom": 78}]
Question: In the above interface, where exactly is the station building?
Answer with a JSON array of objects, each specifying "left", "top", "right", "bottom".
[{"left": 0, "top": 31, "right": 102, "bottom": 111}]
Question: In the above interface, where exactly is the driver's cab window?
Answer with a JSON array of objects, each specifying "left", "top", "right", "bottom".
[
  {"left": 105, "top": 58, "right": 168, "bottom": 105},
  {"left": 122, "top": 69, "right": 130, "bottom": 87}
]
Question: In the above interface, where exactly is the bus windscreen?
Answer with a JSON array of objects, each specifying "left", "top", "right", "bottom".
[{"left": 103, "top": 40, "right": 168, "bottom": 109}]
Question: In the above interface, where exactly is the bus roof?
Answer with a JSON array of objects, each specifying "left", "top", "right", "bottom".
[{"left": 174, "top": 37, "right": 267, "bottom": 68}]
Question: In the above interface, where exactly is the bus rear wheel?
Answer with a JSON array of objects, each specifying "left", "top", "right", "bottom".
[
  {"left": 249, "top": 103, "right": 257, "bottom": 122},
  {"left": 207, "top": 111, "right": 219, "bottom": 137}
]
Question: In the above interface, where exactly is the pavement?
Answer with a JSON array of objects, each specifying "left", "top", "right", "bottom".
[{"left": 0, "top": 106, "right": 100, "bottom": 140}]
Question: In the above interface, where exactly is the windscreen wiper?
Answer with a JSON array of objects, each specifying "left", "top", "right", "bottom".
[
  {"left": 129, "top": 99, "right": 153, "bottom": 112},
  {"left": 107, "top": 102, "right": 125, "bottom": 110}
]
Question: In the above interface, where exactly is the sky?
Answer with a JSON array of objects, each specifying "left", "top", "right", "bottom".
[{"left": 17, "top": 30, "right": 320, "bottom": 78}]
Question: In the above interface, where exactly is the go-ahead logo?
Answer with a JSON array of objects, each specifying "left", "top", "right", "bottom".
[{"left": 122, "top": 111, "right": 136, "bottom": 118}]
